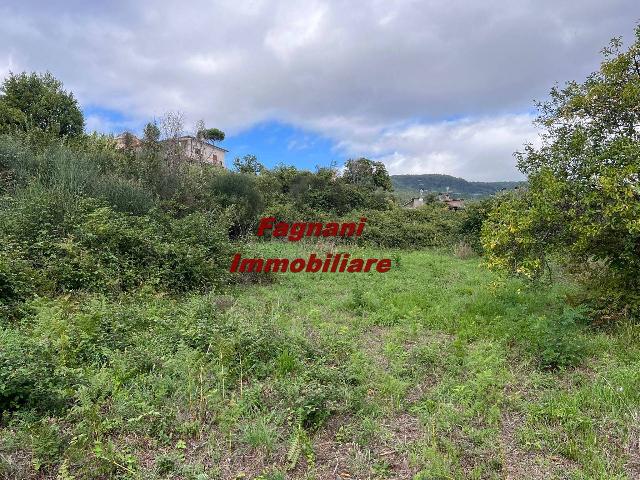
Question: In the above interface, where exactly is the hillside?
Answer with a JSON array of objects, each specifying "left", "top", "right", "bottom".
[{"left": 391, "top": 173, "right": 524, "bottom": 200}]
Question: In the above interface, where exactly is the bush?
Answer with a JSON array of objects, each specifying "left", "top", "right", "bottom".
[
  {"left": 0, "top": 328, "right": 73, "bottom": 412},
  {"left": 529, "top": 307, "right": 587, "bottom": 369},
  {"left": 457, "top": 197, "right": 495, "bottom": 253},
  {"left": 0, "top": 135, "right": 155, "bottom": 214},
  {"left": 92, "top": 175, "right": 156, "bottom": 214},
  {"left": 481, "top": 188, "right": 551, "bottom": 279},
  {"left": 0, "top": 189, "right": 232, "bottom": 296},
  {"left": 358, "top": 204, "right": 462, "bottom": 249},
  {"left": 482, "top": 29, "right": 640, "bottom": 320},
  {"left": 0, "top": 251, "right": 36, "bottom": 320},
  {"left": 209, "top": 171, "right": 264, "bottom": 237}
]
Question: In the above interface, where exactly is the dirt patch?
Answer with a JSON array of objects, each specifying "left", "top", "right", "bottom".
[
  {"left": 309, "top": 416, "right": 359, "bottom": 479},
  {"left": 360, "top": 326, "right": 390, "bottom": 370},
  {"left": 375, "top": 412, "right": 423, "bottom": 478},
  {"left": 625, "top": 410, "right": 640, "bottom": 479},
  {"left": 308, "top": 413, "right": 423, "bottom": 480},
  {"left": 500, "top": 413, "right": 576, "bottom": 479}
]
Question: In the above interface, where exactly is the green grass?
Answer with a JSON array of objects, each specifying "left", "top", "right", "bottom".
[{"left": 1, "top": 242, "right": 639, "bottom": 479}]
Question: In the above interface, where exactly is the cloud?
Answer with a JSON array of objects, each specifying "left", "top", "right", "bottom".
[
  {"left": 0, "top": 0, "right": 636, "bottom": 179},
  {"left": 371, "top": 115, "right": 541, "bottom": 181},
  {"left": 305, "top": 113, "right": 540, "bottom": 180}
]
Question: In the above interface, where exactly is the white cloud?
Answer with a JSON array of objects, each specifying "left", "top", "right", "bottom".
[
  {"left": 0, "top": 0, "right": 635, "bottom": 179},
  {"left": 305, "top": 113, "right": 539, "bottom": 180},
  {"left": 264, "top": 2, "right": 328, "bottom": 61},
  {"left": 373, "top": 115, "right": 541, "bottom": 181}
]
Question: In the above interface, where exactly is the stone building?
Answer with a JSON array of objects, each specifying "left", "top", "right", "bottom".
[
  {"left": 403, "top": 188, "right": 425, "bottom": 209},
  {"left": 403, "top": 196, "right": 425, "bottom": 209},
  {"left": 114, "top": 133, "right": 227, "bottom": 168},
  {"left": 438, "top": 192, "right": 465, "bottom": 210},
  {"left": 402, "top": 190, "right": 465, "bottom": 210},
  {"left": 114, "top": 132, "right": 142, "bottom": 150},
  {"left": 170, "top": 135, "right": 227, "bottom": 167}
]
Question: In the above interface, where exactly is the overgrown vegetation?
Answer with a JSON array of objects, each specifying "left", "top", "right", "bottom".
[
  {"left": 1, "top": 25, "right": 639, "bottom": 479},
  {"left": 3, "top": 242, "right": 638, "bottom": 478},
  {"left": 482, "top": 27, "right": 640, "bottom": 321}
]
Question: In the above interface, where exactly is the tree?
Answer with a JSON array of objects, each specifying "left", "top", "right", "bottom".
[
  {"left": 0, "top": 102, "right": 26, "bottom": 134},
  {"left": 209, "top": 171, "right": 264, "bottom": 237},
  {"left": 143, "top": 122, "right": 160, "bottom": 143},
  {"left": 482, "top": 26, "right": 640, "bottom": 319},
  {"left": 140, "top": 121, "right": 161, "bottom": 155},
  {"left": 194, "top": 119, "right": 206, "bottom": 140},
  {"left": 119, "top": 131, "right": 138, "bottom": 155},
  {"left": 160, "top": 111, "right": 184, "bottom": 169},
  {"left": 233, "top": 154, "right": 264, "bottom": 175},
  {"left": 198, "top": 127, "right": 225, "bottom": 145},
  {"left": 371, "top": 161, "right": 393, "bottom": 191},
  {"left": 343, "top": 157, "right": 392, "bottom": 191},
  {"left": 0, "top": 71, "right": 84, "bottom": 137}
]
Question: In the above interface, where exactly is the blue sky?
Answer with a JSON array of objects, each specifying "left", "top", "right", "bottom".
[
  {"left": 4, "top": 0, "right": 636, "bottom": 180},
  {"left": 222, "top": 121, "right": 342, "bottom": 171}
]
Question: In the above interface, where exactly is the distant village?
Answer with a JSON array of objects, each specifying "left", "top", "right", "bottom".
[{"left": 403, "top": 189, "right": 466, "bottom": 210}]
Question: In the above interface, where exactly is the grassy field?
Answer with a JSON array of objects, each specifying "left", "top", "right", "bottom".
[{"left": 2, "top": 242, "right": 639, "bottom": 479}]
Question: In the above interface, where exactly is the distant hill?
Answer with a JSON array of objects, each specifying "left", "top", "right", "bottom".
[{"left": 391, "top": 174, "right": 524, "bottom": 200}]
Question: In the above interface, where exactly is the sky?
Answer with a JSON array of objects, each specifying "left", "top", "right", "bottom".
[{"left": 0, "top": 1, "right": 636, "bottom": 180}]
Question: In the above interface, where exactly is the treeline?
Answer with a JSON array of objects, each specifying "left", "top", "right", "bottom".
[{"left": 391, "top": 174, "right": 524, "bottom": 200}]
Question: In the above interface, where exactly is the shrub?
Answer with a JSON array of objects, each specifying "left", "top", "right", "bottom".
[
  {"left": 92, "top": 175, "right": 155, "bottom": 214},
  {"left": 457, "top": 197, "right": 495, "bottom": 253},
  {"left": 530, "top": 307, "right": 587, "bottom": 369},
  {"left": 482, "top": 29, "right": 640, "bottom": 320},
  {"left": 0, "top": 189, "right": 232, "bottom": 296},
  {"left": 358, "top": 204, "right": 462, "bottom": 249},
  {"left": 209, "top": 171, "right": 264, "bottom": 237},
  {"left": 0, "top": 328, "right": 73, "bottom": 412},
  {"left": 0, "top": 251, "right": 36, "bottom": 320},
  {"left": 481, "top": 188, "right": 551, "bottom": 279}
]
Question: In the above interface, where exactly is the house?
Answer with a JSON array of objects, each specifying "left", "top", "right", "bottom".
[
  {"left": 114, "top": 133, "right": 227, "bottom": 168},
  {"left": 403, "top": 196, "right": 425, "bottom": 209},
  {"left": 443, "top": 198, "right": 465, "bottom": 210},
  {"left": 170, "top": 135, "right": 227, "bottom": 167},
  {"left": 403, "top": 188, "right": 425, "bottom": 209},
  {"left": 402, "top": 189, "right": 465, "bottom": 210},
  {"left": 438, "top": 192, "right": 465, "bottom": 211},
  {"left": 114, "top": 132, "right": 142, "bottom": 150}
]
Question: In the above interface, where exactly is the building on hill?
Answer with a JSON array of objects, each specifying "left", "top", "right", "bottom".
[
  {"left": 115, "top": 133, "right": 227, "bottom": 167},
  {"left": 114, "top": 132, "right": 142, "bottom": 150},
  {"left": 403, "top": 189, "right": 465, "bottom": 210},
  {"left": 171, "top": 135, "right": 227, "bottom": 167},
  {"left": 403, "top": 189, "right": 425, "bottom": 209},
  {"left": 403, "top": 196, "right": 424, "bottom": 209},
  {"left": 438, "top": 191, "right": 465, "bottom": 210}
]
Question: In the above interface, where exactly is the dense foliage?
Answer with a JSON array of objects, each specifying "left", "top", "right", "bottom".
[
  {"left": 0, "top": 102, "right": 478, "bottom": 324},
  {"left": 483, "top": 28, "right": 640, "bottom": 319},
  {"left": 0, "top": 140, "right": 234, "bottom": 319},
  {"left": 0, "top": 72, "right": 84, "bottom": 137}
]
